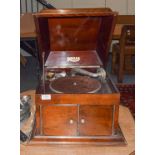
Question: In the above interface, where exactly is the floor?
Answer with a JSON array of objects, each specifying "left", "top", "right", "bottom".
[{"left": 20, "top": 55, "right": 135, "bottom": 92}]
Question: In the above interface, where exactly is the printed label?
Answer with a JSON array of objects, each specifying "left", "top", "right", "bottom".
[
  {"left": 41, "top": 94, "right": 51, "bottom": 100},
  {"left": 67, "top": 57, "right": 80, "bottom": 62}
]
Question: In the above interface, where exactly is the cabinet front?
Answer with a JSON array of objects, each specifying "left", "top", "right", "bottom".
[
  {"left": 42, "top": 105, "right": 78, "bottom": 136},
  {"left": 79, "top": 105, "right": 114, "bottom": 136}
]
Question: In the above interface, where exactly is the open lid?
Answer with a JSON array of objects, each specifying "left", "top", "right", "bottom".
[{"left": 34, "top": 8, "right": 117, "bottom": 67}]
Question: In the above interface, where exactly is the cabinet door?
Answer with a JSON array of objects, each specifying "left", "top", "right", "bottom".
[
  {"left": 79, "top": 105, "right": 113, "bottom": 136},
  {"left": 42, "top": 105, "right": 78, "bottom": 136}
]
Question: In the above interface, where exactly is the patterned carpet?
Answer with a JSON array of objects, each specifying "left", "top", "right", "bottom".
[{"left": 116, "top": 84, "right": 135, "bottom": 118}]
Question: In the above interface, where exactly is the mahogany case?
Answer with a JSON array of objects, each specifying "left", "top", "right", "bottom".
[{"left": 31, "top": 8, "right": 126, "bottom": 145}]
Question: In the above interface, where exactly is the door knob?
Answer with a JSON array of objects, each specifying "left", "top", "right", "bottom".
[
  {"left": 69, "top": 119, "right": 74, "bottom": 124},
  {"left": 81, "top": 119, "right": 85, "bottom": 124}
]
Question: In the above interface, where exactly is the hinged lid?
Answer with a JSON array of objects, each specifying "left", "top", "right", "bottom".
[{"left": 34, "top": 8, "right": 117, "bottom": 67}]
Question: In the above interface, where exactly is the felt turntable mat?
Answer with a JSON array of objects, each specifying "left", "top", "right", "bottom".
[{"left": 49, "top": 76, "right": 101, "bottom": 93}]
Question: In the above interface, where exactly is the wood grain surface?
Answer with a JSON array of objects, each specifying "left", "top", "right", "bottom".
[
  {"left": 42, "top": 105, "right": 78, "bottom": 136},
  {"left": 79, "top": 105, "right": 113, "bottom": 136}
]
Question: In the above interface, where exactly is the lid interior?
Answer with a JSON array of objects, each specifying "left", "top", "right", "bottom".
[{"left": 34, "top": 9, "right": 117, "bottom": 67}]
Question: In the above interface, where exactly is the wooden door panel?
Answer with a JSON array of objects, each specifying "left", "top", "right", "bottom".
[
  {"left": 42, "top": 105, "right": 78, "bottom": 136},
  {"left": 79, "top": 105, "right": 113, "bottom": 136}
]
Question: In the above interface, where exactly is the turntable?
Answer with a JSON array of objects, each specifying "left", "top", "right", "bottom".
[{"left": 30, "top": 8, "right": 126, "bottom": 145}]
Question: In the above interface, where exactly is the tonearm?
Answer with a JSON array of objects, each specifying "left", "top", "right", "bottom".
[{"left": 71, "top": 68, "right": 106, "bottom": 82}]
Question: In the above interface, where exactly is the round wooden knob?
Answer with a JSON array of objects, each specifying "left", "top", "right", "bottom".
[
  {"left": 127, "top": 30, "right": 131, "bottom": 35},
  {"left": 69, "top": 119, "right": 74, "bottom": 124},
  {"left": 81, "top": 119, "right": 85, "bottom": 124}
]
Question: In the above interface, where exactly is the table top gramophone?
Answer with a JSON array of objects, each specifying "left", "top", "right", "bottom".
[{"left": 29, "top": 8, "right": 126, "bottom": 145}]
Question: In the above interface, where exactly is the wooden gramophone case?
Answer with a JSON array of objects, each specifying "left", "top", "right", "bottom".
[{"left": 31, "top": 8, "right": 126, "bottom": 145}]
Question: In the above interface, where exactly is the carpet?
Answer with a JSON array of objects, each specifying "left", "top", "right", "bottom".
[{"left": 116, "top": 84, "right": 135, "bottom": 118}]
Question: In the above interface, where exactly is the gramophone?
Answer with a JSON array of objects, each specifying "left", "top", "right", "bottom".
[{"left": 30, "top": 8, "right": 126, "bottom": 145}]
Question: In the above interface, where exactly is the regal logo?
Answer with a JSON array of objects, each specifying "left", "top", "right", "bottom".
[{"left": 67, "top": 57, "right": 80, "bottom": 62}]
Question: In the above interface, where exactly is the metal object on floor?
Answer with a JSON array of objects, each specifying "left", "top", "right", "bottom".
[
  {"left": 20, "top": 94, "right": 36, "bottom": 144},
  {"left": 20, "top": 95, "right": 31, "bottom": 122}
]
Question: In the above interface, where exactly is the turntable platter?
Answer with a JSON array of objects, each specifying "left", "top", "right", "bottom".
[{"left": 49, "top": 76, "right": 101, "bottom": 93}]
